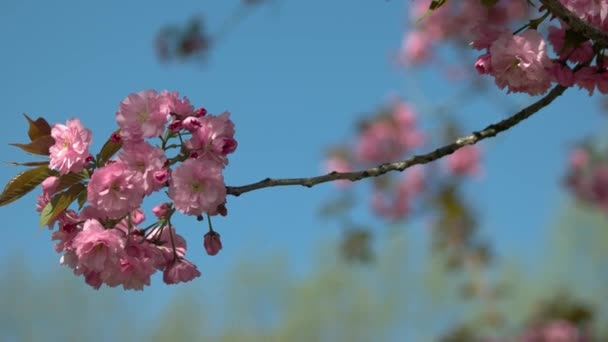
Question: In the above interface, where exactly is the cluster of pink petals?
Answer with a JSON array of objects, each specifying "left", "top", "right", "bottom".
[
  {"left": 561, "top": 0, "right": 608, "bottom": 31},
  {"left": 49, "top": 118, "right": 92, "bottom": 175},
  {"left": 87, "top": 161, "right": 145, "bottom": 219},
  {"left": 486, "top": 30, "right": 553, "bottom": 95},
  {"left": 169, "top": 158, "right": 226, "bottom": 216},
  {"left": 355, "top": 101, "right": 423, "bottom": 164},
  {"left": 399, "top": 0, "right": 529, "bottom": 65},
  {"left": 36, "top": 89, "right": 236, "bottom": 289},
  {"left": 116, "top": 90, "right": 194, "bottom": 141},
  {"left": 565, "top": 147, "right": 608, "bottom": 211},
  {"left": 118, "top": 141, "right": 168, "bottom": 195},
  {"left": 52, "top": 214, "right": 200, "bottom": 290},
  {"left": 183, "top": 111, "right": 238, "bottom": 166}
]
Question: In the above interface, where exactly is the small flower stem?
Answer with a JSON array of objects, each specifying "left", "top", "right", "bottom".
[
  {"left": 167, "top": 217, "right": 178, "bottom": 260},
  {"left": 206, "top": 214, "right": 214, "bottom": 232}
]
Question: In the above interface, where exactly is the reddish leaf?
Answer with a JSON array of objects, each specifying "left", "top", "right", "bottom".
[
  {"left": 40, "top": 182, "right": 86, "bottom": 227},
  {"left": 23, "top": 114, "right": 52, "bottom": 141},
  {"left": 0, "top": 165, "right": 54, "bottom": 207},
  {"left": 10, "top": 135, "right": 55, "bottom": 155}
]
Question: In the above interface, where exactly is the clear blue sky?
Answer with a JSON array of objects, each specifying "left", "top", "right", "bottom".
[{"left": 0, "top": 0, "right": 604, "bottom": 338}]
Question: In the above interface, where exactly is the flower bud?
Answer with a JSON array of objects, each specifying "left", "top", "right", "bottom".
[
  {"left": 204, "top": 231, "right": 222, "bottom": 256},
  {"left": 152, "top": 203, "right": 171, "bottom": 219}
]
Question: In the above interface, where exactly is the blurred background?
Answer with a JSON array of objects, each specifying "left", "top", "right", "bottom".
[{"left": 0, "top": 0, "right": 607, "bottom": 341}]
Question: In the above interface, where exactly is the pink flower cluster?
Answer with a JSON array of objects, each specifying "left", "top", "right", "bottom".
[
  {"left": 521, "top": 320, "right": 583, "bottom": 342},
  {"left": 403, "top": 0, "right": 608, "bottom": 96},
  {"left": 39, "top": 90, "right": 238, "bottom": 290},
  {"left": 399, "top": 0, "right": 528, "bottom": 66},
  {"left": 324, "top": 99, "right": 482, "bottom": 221},
  {"left": 355, "top": 101, "right": 423, "bottom": 164},
  {"left": 564, "top": 146, "right": 608, "bottom": 212}
]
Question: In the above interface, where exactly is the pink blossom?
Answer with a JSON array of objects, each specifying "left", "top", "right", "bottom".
[
  {"left": 87, "top": 161, "right": 145, "bottom": 219},
  {"left": 169, "top": 158, "right": 226, "bottom": 216},
  {"left": 102, "top": 243, "right": 157, "bottom": 291},
  {"left": 160, "top": 90, "right": 194, "bottom": 119},
  {"left": 116, "top": 90, "right": 170, "bottom": 141},
  {"left": 549, "top": 63, "right": 576, "bottom": 87},
  {"left": 446, "top": 145, "right": 481, "bottom": 176},
  {"left": 355, "top": 102, "right": 422, "bottom": 164},
  {"left": 118, "top": 141, "right": 168, "bottom": 195},
  {"left": 183, "top": 112, "right": 238, "bottom": 166},
  {"left": 489, "top": 30, "right": 553, "bottom": 95},
  {"left": 49, "top": 118, "right": 92, "bottom": 175},
  {"left": 163, "top": 259, "right": 201, "bottom": 284},
  {"left": 148, "top": 225, "right": 187, "bottom": 263},
  {"left": 204, "top": 231, "right": 222, "bottom": 256},
  {"left": 399, "top": 31, "right": 432, "bottom": 65},
  {"left": 574, "top": 66, "right": 599, "bottom": 95},
  {"left": 51, "top": 210, "right": 81, "bottom": 252},
  {"left": 548, "top": 25, "right": 594, "bottom": 63},
  {"left": 36, "top": 176, "right": 60, "bottom": 213},
  {"left": 72, "top": 219, "right": 125, "bottom": 273}
]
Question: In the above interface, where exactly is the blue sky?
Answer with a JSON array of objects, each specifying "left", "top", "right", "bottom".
[{"left": 0, "top": 0, "right": 605, "bottom": 338}]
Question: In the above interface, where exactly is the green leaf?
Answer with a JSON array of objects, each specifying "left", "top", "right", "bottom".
[
  {"left": 77, "top": 188, "right": 88, "bottom": 209},
  {"left": 10, "top": 135, "right": 55, "bottom": 155},
  {"left": 96, "top": 130, "right": 122, "bottom": 166},
  {"left": 4, "top": 161, "right": 50, "bottom": 167},
  {"left": 0, "top": 166, "right": 54, "bottom": 207},
  {"left": 417, "top": 0, "right": 448, "bottom": 23},
  {"left": 55, "top": 172, "right": 87, "bottom": 193},
  {"left": 40, "top": 183, "right": 86, "bottom": 227},
  {"left": 429, "top": 0, "right": 448, "bottom": 10},
  {"left": 480, "top": 0, "right": 498, "bottom": 7}
]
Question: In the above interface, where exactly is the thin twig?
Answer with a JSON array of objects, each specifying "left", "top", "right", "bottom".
[
  {"left": 226, "top": 85, "right": 567, "bottom": 197},
  {"left": 540, "top": 0, "right": 608, "bottom": 47}
]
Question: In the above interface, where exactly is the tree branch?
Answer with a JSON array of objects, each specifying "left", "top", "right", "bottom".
[
  {"left": 540, "top": 0, "right": 608, "bottom": 47},
  {"left": 226, "top": 85, "right": 567, "bottom": 197}
]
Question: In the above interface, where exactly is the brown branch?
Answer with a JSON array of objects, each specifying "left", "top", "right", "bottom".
[
  {"left": 226, "top": 85, "right": 567, "bottom": 197},
  {"left": 540, "top": 0, "right": 608, "bottom": 47}
]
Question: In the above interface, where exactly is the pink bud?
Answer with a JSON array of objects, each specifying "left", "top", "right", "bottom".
[
  {"left": 153, "top": 203, "right": 171, "bottom": 219},
  {"left": 110, "top": 131, "right": 122, "bottom": 143},
  {"left": 475, "top": 53, "right": 492, "bottom": 74},
  {"left": 41, "top": 176, "right": 60, "bottom": 196},
  {"left": 169, "top": 120, "right": 182, "bottom": 132},
  {"left": 221, "top": 137, "right": 238, "bottom": 155},
  {"left": 204, "top": 231, "right": 222, "bottom": 256},
  {"left": 154, "top": 169, "right": 170, "bottom": 184},
  {"left": 182, "top": 117, "right": 202, "bottom": 131},
  {"left": 194, "top": 107, "right": 207, "bottom": 117}
]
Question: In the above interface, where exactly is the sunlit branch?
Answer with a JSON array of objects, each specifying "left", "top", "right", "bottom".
[
  {"left": 226, "top": 85, "right": 567, "bottom": 196},
  {"left": 540, "top": 0, "right": 608, "bottom": 47}
]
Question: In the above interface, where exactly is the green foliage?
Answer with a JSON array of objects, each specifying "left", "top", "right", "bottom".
[{"left": 0, "top": 165, "right": 54, "bottom": 207}]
